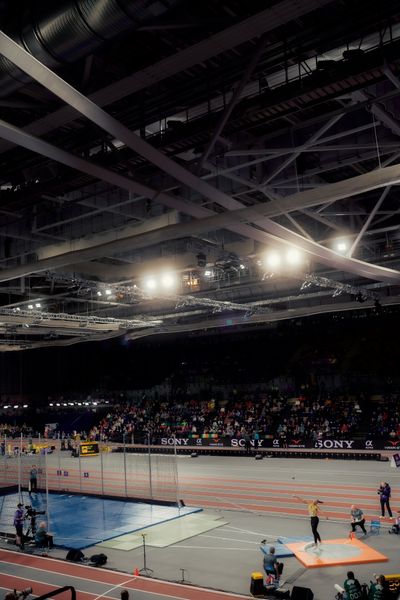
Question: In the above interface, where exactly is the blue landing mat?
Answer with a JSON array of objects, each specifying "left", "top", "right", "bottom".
[
  {"left": 277, "top": 536, "right": 314, "bottom": 544},
  {"left": 270, "top": 545, "right": 294, "bottom": 558},
  {"left": 0, "top": 492, "right": 201, "bottom": 549}
]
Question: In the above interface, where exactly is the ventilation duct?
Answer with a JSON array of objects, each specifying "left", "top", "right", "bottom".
[{"left": 0, "top": 0, "right": 178, "bottom": 97}]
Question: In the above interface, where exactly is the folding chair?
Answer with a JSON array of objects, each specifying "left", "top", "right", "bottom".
[{"left": 370, "top": 520, "right": 381, "bottom": 535}]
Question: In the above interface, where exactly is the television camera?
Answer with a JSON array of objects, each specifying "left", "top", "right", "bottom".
[{"left": 24, "top": 505, "right": 45, "bottom": 537}]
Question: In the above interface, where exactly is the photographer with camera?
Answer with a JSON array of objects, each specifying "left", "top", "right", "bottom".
[
  {"left": 377, "top": 482, "right": 393, "bottom": 519},
  {"left": 35, "top": 521, "right": 53, "bottom": 549},
  {"left": 13, "top": 503, "right": 24, "bottom": 549},
  {"left": 24, "top": 505, "right": 46, "bottom": 538},
  {"left": 4, "top": 589, "right": 32, "bottom": 600}
]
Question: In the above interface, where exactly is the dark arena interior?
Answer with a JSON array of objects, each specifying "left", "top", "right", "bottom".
[{"left": 1, "top": 1, "right": 400, "bottom": 599}]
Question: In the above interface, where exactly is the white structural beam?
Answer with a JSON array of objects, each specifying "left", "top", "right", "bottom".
[
  {"left": 1, "top": 117, "right": 400, "bottom": 283},
  {"left": 0, "top": 33, "right": 400, "bottom": 284},
  {"left": 0, "top": 0, "right": 333, "bottom": 155}
]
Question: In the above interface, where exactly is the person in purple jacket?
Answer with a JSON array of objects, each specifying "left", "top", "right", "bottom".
[{"left": 378, "top": 482, "right": 393, "bottom": 518}]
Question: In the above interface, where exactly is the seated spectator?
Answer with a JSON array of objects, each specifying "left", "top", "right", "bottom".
[
  {"left": 350, "top": 505, "right": 367, "bottom": 535},
  {"left": 35, "top": 521, "right": 53, "bottom": 549},
  {"left": 334, "top": 571, "right": 363, "bottom": 600},
  {"left": 368, "top": 575, "right": 388, "bottom": 600},
  {"left": 260, "top": 542, "right": 283, "bottom": 581},
  {"left": 389, "top": 511, "right": 400, "bottom": 534}
]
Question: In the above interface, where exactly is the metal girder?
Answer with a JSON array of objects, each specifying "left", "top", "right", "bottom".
[
  {"left": 1, "top": 116, "right": 400, "bottom": 284},
  {"left": 0, "top": 33, "right": 400, "bottom": 284},
  {"left": 224, "top": 123, "right": 379, "bottom": 157},
  {"left": 0, "top": 0, "right": 334, "bottom": 155},
  {"left": 198, "top": 35, "right": 268, "bottom": 170},
  {"left": 347, "top": 186, "right": 392, "bottom": 257},
  {"left": 259, "top": 114, "right": 344, "bottom": 186}
]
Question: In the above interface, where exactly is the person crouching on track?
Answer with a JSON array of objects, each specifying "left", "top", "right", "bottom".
[
  {"left": 350, "top": 505, "right": 367, "bottom": 535},
  {"left": 260, "top": 542, "right": 284, "bottom": 584}
]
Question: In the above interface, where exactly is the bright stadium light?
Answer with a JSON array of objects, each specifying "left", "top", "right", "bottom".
[
  {"left": 335, "top": 239, "right": 348, "bottom": 253},
  {"left": 28, "top": 304, "right": 34, "bottom": 309},
  {"left": 286, "top": 247, "right": 303, "bottom": 266},
  {"left": 265, "top": 251, "right": 281, "bottom": 269},
  {"left": 161, "top": 273, "right": 177, "bottom": 290},
  {"left": 144, "top": 277, "right": 157, "bottom": 291},
  {"left": 105, "top": 289, "right": 112, "bottom": 296}
]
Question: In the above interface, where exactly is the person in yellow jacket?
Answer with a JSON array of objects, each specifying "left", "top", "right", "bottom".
[{"left": 293, "top": 495, "right": 328, "bottom": 546}]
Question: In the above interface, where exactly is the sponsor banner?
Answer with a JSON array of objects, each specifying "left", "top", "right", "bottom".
[{"left": 159, "top": 436, "right": 397, "bottom": 450}]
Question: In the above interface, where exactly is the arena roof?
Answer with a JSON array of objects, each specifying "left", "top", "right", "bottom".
[{"left": 0, "top": 0, "right": 400, "bottom": 350}]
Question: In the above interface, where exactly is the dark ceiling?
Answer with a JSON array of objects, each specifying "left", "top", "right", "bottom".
[{"left": 0, "top": 0, "right": 400, "bottom": 350}]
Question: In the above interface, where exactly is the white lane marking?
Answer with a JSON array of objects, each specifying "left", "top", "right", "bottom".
[
  {"left": 93, "top": 577, "right": 142, "bottom": 600},
  {"left": 171, "top": 545, "right": 259, "bottom": 551},
  {"left": 199, "top": 534, "right": 260, "bottom": 544}
]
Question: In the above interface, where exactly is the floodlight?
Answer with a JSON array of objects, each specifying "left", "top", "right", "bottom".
[
  {"left": 97, "top": 291, "right": 102, "bottom": 297},
  {"left": 161, "top": 273, "right": 176, "bottom": 289},
  {"left": 335, "top": 240, "right": 348, "bottom": 253},
  {"left": 35, "top": 302, "right": 41, "bottom": 308},
  {"left": 144, "top": 277, "right": 157, "bottom": 291},
  {"left": 286, "top": 248, "right": 303, "bottom": 266},
  {"left": 204, "top": 270, "right": 213, "bottom": 277},
  {"left": 28, "top": 304, "right": 34, "bottom": 309},
  {"left": 105, "top": 289, "right": 112, "bottom": 296},
  {"left": 265, "top": 251, "right": 281, "bottom": 269}
]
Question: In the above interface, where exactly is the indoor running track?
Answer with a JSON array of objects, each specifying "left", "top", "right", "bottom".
[{"left": 0, "top": 548, "right": 248, "bottom": 600}]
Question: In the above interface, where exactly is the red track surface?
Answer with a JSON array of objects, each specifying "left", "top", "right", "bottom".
[{"left": 0, "top": 549, "right": 248, "bottom": 600}]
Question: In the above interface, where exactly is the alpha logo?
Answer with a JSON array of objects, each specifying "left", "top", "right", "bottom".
[
  {"left": 196, "top": 439, "right": 203, "bottom": 445},
  {"left": 273, "top": 439, "right": 280, "bottom": 448},
  {"left": 314, "top": 439, "right": 354, "bottom": 449},
  {"left": 365, "top": 440, "right": 374, "bottom": 449}
]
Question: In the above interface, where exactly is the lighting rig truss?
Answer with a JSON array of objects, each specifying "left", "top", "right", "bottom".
[
  {"left": 44, "top": 272, "right": 269, "bottom": 315},
  {"left": 301, "top": 273, "right": 378, "bottom": 300},
  {"left": 0, "top": 307, "right": 162, "bottom": 329}
]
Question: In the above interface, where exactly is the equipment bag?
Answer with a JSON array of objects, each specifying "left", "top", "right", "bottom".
[
  {"left": 90, "top": 553, "right": 108, "bottom": 566},
  {"left": 66, "top": 549, "right": 85, "bottom": 562}
]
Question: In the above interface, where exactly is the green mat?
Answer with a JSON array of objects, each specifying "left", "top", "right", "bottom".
[{"left": 96, "top": 512, "right": 228, "bottom": 551}]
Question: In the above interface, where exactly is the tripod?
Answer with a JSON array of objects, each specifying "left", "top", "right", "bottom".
[
  {"left": 139, "top": 533, "right": 153, "bottom": 576},
  {"left": 25, "top": 516, "right": 37, "bottom": 539}
]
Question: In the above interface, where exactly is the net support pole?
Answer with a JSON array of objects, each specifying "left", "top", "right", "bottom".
[
  {"left": 172, "top": 433, "right": 181, "bottom": 508},
  {"left": 78, "top": 443, "right": 82, "bottom": 493},
  {"left": 147, "top": 433, "right": 153, "bottom": 501},
  {"left": 123, "top": 434, "right": 128, "bottom": 498},
  {"left": 45, "top": 448, "right": 50, "bottom": 531},
  {"left": 4, "top": 434, "right": 7, "bottom": 485},
  {"left": 57, "top": 446, "right": 61, "bottom": 491},
  {"left": 18, "top": 433, "right": 23, "bottom": 501},
  {"left": 100, "top": 442, "right": 105, "bottom": 496}
]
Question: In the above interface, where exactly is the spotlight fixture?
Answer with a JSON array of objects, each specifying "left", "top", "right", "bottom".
[
  {"left": 286, "top": 248, "right": 303, "bottom": 266},
  {"left": 161, "top": 273, "right": 176, "bottom": 290},
  {"left": 144, "top": 277, "right": 157, "bottom": 291},
  {"left": 105, "top": 289, "right": 112, "bottom": 296},
  {"left": 204, "top": 270, "right": 213, "bottom": 277},
  {"left": 265, "top": 251, "right": 281, "bottom": 269},
  {"left": 335, "top": 240, "right": 348, "bottom": 253},
  {"left": 97, "top": 291, "right": 102, "bottom": 297},
  {"left": 35, "top": 302, "right": 41, "bottom": 308},
  {"left": 28, "top": 304, "right": 34, "bottom": 309}
]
